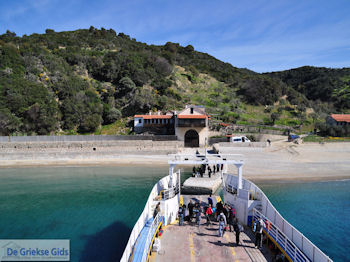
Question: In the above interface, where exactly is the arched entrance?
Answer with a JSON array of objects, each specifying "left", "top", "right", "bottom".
[{"left": 184, "top": 129, "right": 199, "bottom": 147}]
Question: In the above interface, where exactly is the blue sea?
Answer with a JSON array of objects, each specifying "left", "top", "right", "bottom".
[
  {"left": 259, "top": 180, "right": 350, "bottom": 262},
  {"left": 0, "top": 167, "right": 349, "bottom": 261}
]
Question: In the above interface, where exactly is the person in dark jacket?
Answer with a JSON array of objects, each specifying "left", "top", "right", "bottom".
[
  {"left": 233, "top": 218, "right": 243, "bottom": 246},
  {"left": 208, "top": 194, "right": 213, "bottom": 206},
  {"left": 153, "top": 202, "right": 160, "bottom": 218},
  {"left": 216, "top": 201, "right": 224, "bottom": 214},
  {"left": 188, "top": 200, "right": 194, "bottom": 222},
  {"left": 178, "top": 204, "right": 184, "bottom": 226},
  {"left": 227, "top": 206, "right": 235, "bottom": 232},
  {"left": 194, "top": 203, "right": 201, "bottom": 227},
  {"left": 208, "top": 166, "right": 212, "bottom": 178}
]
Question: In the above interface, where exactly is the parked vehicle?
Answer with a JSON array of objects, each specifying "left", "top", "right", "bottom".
[
  {"left": 230, "top": 136, "right": 251, "bottom": 143},
  {"left": 288, "top": 134, "right": 300, "bottom": 142}
]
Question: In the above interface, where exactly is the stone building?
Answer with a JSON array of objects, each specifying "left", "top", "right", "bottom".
[
  {"left": 133, "top": 105, "right": 209, "bottom": 147},
  {"left": 326, "top": 114, "right": 350, "bottom": 127},
  {"left": 175, "top": 105, "right": 208, "bottom": 147},
  {"left": 133, "top": 112, "right": 174, "bottom": 135}
]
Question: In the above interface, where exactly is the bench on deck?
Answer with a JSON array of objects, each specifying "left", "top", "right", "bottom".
[{"left": 132, "top": 217, "right": 156, "bottom": 262}]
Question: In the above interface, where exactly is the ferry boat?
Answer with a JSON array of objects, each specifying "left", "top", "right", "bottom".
[{"left": 120, "top": 153, "right": 333, "bottom": 262}]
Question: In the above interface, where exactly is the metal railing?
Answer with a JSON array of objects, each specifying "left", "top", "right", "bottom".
[
  {"left": 162, "top": 169, "right": 180, "bottom": 200},
  {"left": 225, "top": 184, "right": 237, "bottom": 195},
  {"left": 168, "top": 153, "right": 244, "bottom": 162},
  {"left": 120, "top": 181, "right": 159, "bottom": 262},
  {"left": 253, "top": 209, "right": 310, "bottom": 262},
  {"left": 224, "top": 174, "right": 333, "bottom": 262},
  {"left": 141, "top": 213, "right": 162, "bottom": 261},
  {"left": 121, "top": 170, "right": 180, "bottom": 262},
  {"left": 162, "top": 185, "right": 179, "bottom": 200}
]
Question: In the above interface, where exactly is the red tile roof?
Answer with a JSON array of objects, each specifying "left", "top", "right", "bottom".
[
  {"left": 134, "top": 115, "right": 173, "bottom": 119},
  {"left": 177, "top": 115, "right": 207, "bottom": 119},
  {"left": 331, "top": 114, "right": 350, "bottom": 123}
]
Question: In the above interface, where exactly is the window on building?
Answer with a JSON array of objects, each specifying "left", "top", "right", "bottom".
[
  {"left": 190, "top": 107, "right": 194, "bottom": 114},
  {"left": 139, "top": 119, "right": 142, "bottom": 124}
]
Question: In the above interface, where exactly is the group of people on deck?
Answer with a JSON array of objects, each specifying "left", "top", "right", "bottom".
[
  {"left": 192, "top": 164, "right": 224, "bottom": 178},
  {"left": 178, "top": 195, "right": 267, "bottom": 249},
  {"left": 177, "top": 195, "right": 244, "bottom": 246}
]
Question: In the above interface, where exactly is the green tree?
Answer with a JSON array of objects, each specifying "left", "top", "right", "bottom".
[
  {"left": 0, "top": 109, "right": 21, "bottom": 135},
  {"left": 270, "top": 112, "right": 280, "bottom": 125}
]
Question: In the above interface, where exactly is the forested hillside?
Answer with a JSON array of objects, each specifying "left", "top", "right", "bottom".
[
  {"left": 0, "top": 27, "right": 349, "bottom": 135},
  {"left": 266, "top": 67, "right": 350, "bottom": 110}
]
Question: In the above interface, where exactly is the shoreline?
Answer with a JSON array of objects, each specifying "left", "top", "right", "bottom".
[
  {"left": 1, "top": 142, "right": 350, "bottom": 183},
  {"left": 1, "top": 157, "right": 349, "bottom": 183}
]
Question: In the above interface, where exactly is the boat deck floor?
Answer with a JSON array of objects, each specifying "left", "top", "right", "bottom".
[{"left": 151, "top": 195, "right": 273, "bottom": 262}]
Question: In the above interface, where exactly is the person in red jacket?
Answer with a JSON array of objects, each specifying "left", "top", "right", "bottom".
[{"left": 206, "top": 204, "right": 213, "bottom": 226}]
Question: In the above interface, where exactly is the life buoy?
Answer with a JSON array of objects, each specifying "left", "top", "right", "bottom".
[{"left": 266, "top": 220, "right": 271, "bottom": 231}]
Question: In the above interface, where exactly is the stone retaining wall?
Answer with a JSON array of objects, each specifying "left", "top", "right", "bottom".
[
  {"left": 0, "top": 135, "right": 177, "bottom": 143},
  {"left": 0, "top": 140, "right": 184, "bottom": 160},
  {"left": 0, "top": 140, "right": 182, "bottom": 149}
]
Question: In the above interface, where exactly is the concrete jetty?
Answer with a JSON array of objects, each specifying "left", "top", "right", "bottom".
[{"left": 182, "top": 172, "right": 222, "bottom": 195}]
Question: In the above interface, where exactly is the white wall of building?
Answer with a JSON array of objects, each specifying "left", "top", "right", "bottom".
[{"left": 134, "top": 117, "right": 143, "bottom": 128}]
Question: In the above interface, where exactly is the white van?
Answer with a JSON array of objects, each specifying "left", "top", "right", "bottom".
[{"left": 230, "top": 136, "right": 251, "bottom": 143}]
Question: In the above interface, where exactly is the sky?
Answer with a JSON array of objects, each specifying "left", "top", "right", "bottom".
[{"left": 0, "top": 0, "right": 349, "bottom": 73}]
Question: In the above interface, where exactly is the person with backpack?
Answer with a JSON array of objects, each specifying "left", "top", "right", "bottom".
[
  {"left": 178, "top": 204, "right": 184, "bottom": 226},
  {"left": 216, "top": 201, "right": 223, "bottom": 214},
  {"left": 254, "top": 218, "right": 266, "bottom": 248},
  {"left": 217, "top": 212, "right": 227, "bottom": 237}
]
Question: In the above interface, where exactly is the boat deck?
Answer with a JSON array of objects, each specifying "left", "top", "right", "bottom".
[{"left": 151, "top": 195, "right": 273, "bottom": 262}]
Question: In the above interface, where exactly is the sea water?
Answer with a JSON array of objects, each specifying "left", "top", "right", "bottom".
[
  {"left": 0, "top": 167, "right": 349, "bottom": 262},
  {"left": 258, "top": 180, "right": 350, "bottom": 262},
  {"left": 0, "top": 166, "right": 175, "bottom": 261}
]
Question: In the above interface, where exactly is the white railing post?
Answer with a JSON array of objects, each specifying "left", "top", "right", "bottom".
[
  {"left": 284, "top": 237, "right": 287, "bottom": 254},
  {"left": 178, "top": 170, "right": 181, "bottom": 197},
  {"left": 253, "top": 208, "right": 312, "bottom": 262}
]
